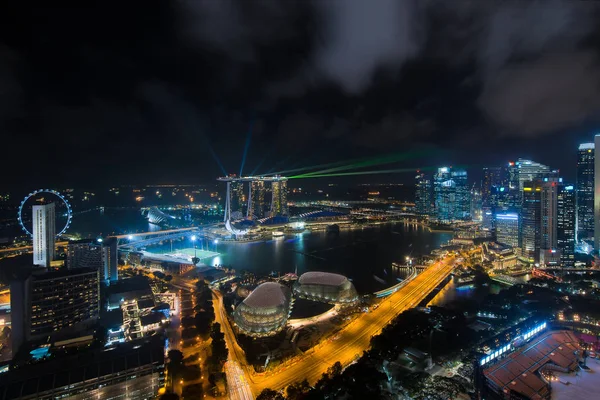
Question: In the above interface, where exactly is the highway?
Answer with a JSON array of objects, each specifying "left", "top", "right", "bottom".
[
  {"left": 0, "top": 241, "right": 68, "bottom": 254},
  {"left": 213, "top": 255, "right": 457, "bottom": 398}
]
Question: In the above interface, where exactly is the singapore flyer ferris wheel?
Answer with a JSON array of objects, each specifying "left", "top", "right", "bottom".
[{"left": 18, "top": 189, "right": 73, "bottom": 237}]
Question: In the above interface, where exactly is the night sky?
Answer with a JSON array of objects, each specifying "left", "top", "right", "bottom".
[{"left": 2, "top": 1, "right": 600, "bottom": 188}]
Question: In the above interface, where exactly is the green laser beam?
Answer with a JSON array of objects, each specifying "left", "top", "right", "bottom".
[
  {"left": 262, "top": 158, "right": 352, "bottom": 176},
  {"left": 295, "top": 150, "right": 430, "bottom": 178},
  {"left": 289, "top": 166, "right": 438, "bottom": 179}
]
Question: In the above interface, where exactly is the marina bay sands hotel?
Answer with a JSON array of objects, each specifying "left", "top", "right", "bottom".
[{"left": 217, "top": 176, "right": 288, "bottom": 222}]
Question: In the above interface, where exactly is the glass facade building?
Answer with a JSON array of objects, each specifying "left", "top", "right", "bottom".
[
  {"left": 415, "top": 172, "right": 432, "bottom": 217},
  {"left": 293, "top": 272, "right": 358, "bottom": 305},
  {"left": 520, "top": 181, "right": 542, "bottom": 263},
  {"left": 270, "top": 178, "right": 288, "bottom": 217},
  {"left": 577, "top": 143, "right": 594, "bottom": 240},
  {"left": 233, "top": 282, "right": 292, "bottom": 337},
  {"left": 495, "top": 213, "right": 519, "bottom": 248},
  {"left": 433, "top": 167, "right": 470, "bottom": 222},
  {"left": 558, "top": 184, "right": 576, "bottom": 267}
]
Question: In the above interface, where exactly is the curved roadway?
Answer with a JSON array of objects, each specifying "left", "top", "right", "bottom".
[{"left": 214, "top": 255, "right": 457, "bottom": 398}]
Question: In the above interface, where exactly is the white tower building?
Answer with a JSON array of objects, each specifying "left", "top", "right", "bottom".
[{"left": 32, "top": 203, "right": 55, "bottom": 268}]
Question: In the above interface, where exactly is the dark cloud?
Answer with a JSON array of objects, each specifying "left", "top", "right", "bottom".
[
  {"left": 479, "top": 51, "right": 600, "bottom": 135},
  {"left": 1, "top": 0, "right": 600, "bottom": 187}
]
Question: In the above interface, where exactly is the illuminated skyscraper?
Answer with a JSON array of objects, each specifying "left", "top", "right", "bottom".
[
  {"left": 520, "top": 181, "right": 542, "bottom": 263},
  {"left": 495, "top": 212, "right": 519, "bottom": 248},
  {"left": 470, "top": 186, "right": 482, "bottom": 221},
  {"left": 251, "top": 180, "right": 266, "bottom": 218},
  {"left": 11, "top": 268, "right": 100, "bottom": 354},
  {"left": 481, "top": 166, "right": 503, "bottom": 207},
  {"left": 271, "top": 178, "right": 288, "bottom": 217},
  {"left": 558, "top": 184, "right": 575, "bottom": 267},
  {"left": 577, "top": 143, "right": 594, "bottom": 240},
  {"left": 415, "top": 172, "right": 432, "bottom": 217},
  {"left": 595, "top": 135, "right": 600, "bottom": 253},
  {"left": 433, "top": 167, "right": 470, "bottom": 222},
  {"left": 539, "top": 178, "right": 560, "bottom": 266},
  {"left": 32, "top": 203, "right": 55, "bottom": 268},
  {"left": 230, "top": 181, "right": 245, "bottom": 216}
]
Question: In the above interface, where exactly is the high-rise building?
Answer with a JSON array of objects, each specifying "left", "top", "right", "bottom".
[
  {"left": 470, "top": 186, "right": 482, "bottom": 221},
  {"left": 0, "top": 336, "right": 165, "bottom": 399},
  {"left": 481, "top": 166, "right": 503, "bottom": 207},
  {"left": 11, "top": 268, "right": 100, "bottom": 354},
  {"left": 67, "top": 238, "right": 117, "bottom": 282},
  {"left": 32, "top": 203, "right": 56, "bottom": 268},
  {"left": 508, "top": 159, "right": 551, "bottom": 211},
  {"left": 434, "top": 167, "right": 453, "bottom": 223},
  {"left": 495, "top": 212, "right": 519, "bottom": 248},
  {"left": 595, "top": 135, "right": 600, "bottom": 253},
  {"left": 67, "top": 239, "right": 103, "bottom": 270},
  {"left": 251, "top": 180, "right": 266, "bottom": 218},
  {"left": 415, "top": 172, "right": 432, "bottom": 217},
  {"left": 102, "top": 237, "right": 119, "bottom": 283},
  {"left": 520, "top": 181, "right": 542, "bottom": 263},
  {"left": 230, "top": 181, "right": 245, "bottom": 216},
  {"left": 516, "top": 159, "right": 551, "bottom": 190},
  {"left": 558, "top": 184, "right": 576, "bottom": 267},
  {"left": 433, "top": 167, "right": 470, "bottom": 222},
  {"left": 452, "top": 169, "right": 471, "bottom": 220},
  {"left": 577, "top": 143, "right": 595, "bottom": 240},
  {"left": 539, "top": 178, "right": 560, "bottom": 266},
  {"left": 271, "top": 178, "right": 288, "bottom": 217}
]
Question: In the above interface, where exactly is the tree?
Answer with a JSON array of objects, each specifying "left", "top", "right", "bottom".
[
  {"left": 209, "top": 323, "right": 228, "bottom": 367},
  {"left": 167, "top": 350, "right": 184, "bottom": 390},
  {"left": 286, "top": 379, "right": 310, "bottom": 400},
  {"left": 257, "top": 388, "right": 285, "bottom": 400}
]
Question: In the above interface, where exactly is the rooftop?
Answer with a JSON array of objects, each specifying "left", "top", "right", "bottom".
[
  {"left": 243, "top": 282, "right": 290, "bottom": 308},
  {"left": 483, "top": 330, "right": 580, "bottom": 400},
  {"left": 298, "top": 271, "right": 348, "bottom": 287}
]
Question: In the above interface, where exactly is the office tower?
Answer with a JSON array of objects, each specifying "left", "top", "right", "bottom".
[
  {"left": 32, "top": 203, "right": 56, "bottom": 268},
  {"left": 433, "top": 167, "right": 470, "bottom": 222},
  {"left": 558, "top": 184, "right": 576, "bottom": 267},
  {"left": 470, "top": 186, "right": 482, "bottom": 221},
  {"left": 481, "top": 166, "right": 503, "bottom": 207},
  {"left": 495, "top": 212, "right": 519, "bottom": 248},
  {"left": 102, "top": 237, "right": 119, "bottom": 283},
  {"left": 577, "top": 143, "right": 595, "bottom": 240},
  {"left": 520, "top": 181, "right": 542, "bottom": 263},
  {"left": 539, "top": 178, "right": 560, "bottom": 266},
  {"left": 11, "top": 268, "right": 100, "bottom": 354},
  {"left": 251, "top": 180, "right": 266, "bottom": 218},
  {"left": 595, "top": 135, "right": 600, "bottom": 253},
  {"left": 452, "top": 169, "right": 471, "bottom": 220},
  {"left": 434, "top": 167, "right": 453, "bottom": 222},
  {"left": 271, "top": 178, "right": 288, "bottom": 216},
  {"left": 415, "top": 171, "right": 432, "bottom": 217},
  {"left": 508, "top": 159, "right": 551, "bottom": 210},
  {"left": 516, "top": 159, "right": 551, "bottom": 190}
]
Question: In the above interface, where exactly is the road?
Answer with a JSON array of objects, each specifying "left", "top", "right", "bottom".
[
  {"left": 213, "top": 290, "right": 255, "bottom": 400},
  {"left": 225, "top": 362, "right": 254, "bottom": 400},
  {"left": 0, "top": 241, "right": 68, "bottom": 254},
  {"left": 213, "top": 255, "right": 456, "bottom": 397}
]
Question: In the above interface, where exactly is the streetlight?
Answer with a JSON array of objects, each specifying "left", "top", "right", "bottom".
[{"left": 191, "top": 235, "right": 199, "bottom": 265}]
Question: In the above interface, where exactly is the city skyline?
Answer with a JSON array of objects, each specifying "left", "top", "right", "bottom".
[{"left": 3, "top": 3, "right": 600, "bottom": 400}]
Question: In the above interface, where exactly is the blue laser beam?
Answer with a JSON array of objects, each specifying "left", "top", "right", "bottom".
[{"left": 239, "top": 119, "right": 254, "bottom": 177}]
